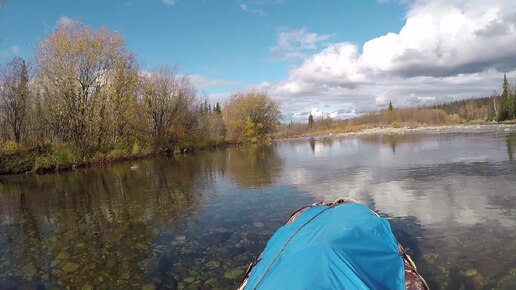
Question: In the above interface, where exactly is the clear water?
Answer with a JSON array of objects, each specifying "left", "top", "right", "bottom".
[{"left": 1, "top": 126, "right": 515, "bottom": 290}]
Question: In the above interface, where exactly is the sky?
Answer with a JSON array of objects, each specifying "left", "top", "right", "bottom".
[{"left": 1, "top": 0, "right": 516, "bottom": 121}]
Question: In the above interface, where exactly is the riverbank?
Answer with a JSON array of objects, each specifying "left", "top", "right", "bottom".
[
  {"left": 0, "top": 139, "right": 229, "bottom": 177},
  {"left": 276, "top": 123, "right": 516, "bottom": 141}
]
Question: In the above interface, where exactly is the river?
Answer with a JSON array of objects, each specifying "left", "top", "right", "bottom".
[{"left": 0, "top": 125, "right": 515, "bottom": 289}]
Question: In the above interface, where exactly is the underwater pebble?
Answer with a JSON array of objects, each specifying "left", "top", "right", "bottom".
[
  {"left": 224, "top": 267, "right": 245, "bottom": 279},
  {"left": 142, "top": 284, "right": 156, "bottom": 290},
  {"left": 253, "top": 222, "right": 264, "bottom": 228},
  {"left": 62, "top": 262, "right": 80, "bottom": 273},
  {"left": 56, "top": 251, "right": 71, "bottom": 260},
  {"left": 184, "top": 277, "right": 195, "bottom": 283},
  {"left": 206, "top": 261, "right": 220, "bottom": 269},
  {"left": 465, "top": 269, "right": 478, "bottom": 277}
]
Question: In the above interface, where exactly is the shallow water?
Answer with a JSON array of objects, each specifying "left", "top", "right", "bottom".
[{"left": 1, "top": 125, "right": 515, "bottom": 290}]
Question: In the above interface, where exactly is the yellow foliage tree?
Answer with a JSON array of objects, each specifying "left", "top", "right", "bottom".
[
  {"left": 35, "top": 20, "right": 135, "bottom": 148},
  {"left": 223, "top": 91, "right": 280, "bottom": 142}
]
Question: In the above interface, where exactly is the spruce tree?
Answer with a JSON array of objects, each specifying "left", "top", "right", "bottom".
[
  {"left": 308, "top": 113, "right": 314, "bottom": 129},
  {"left": 498, "top": 74, "right": 510, "bottom": 121},
  {"left": 214, "top": 102, "right": 222, "bottom": 115}
]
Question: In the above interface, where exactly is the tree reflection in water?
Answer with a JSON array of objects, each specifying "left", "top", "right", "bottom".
[
  {"left": 0, "top": 158, "right": 203, "bottom": 289},
  {"left": 226, "top": 144, "right": 283, "bottom": 188},
  {"left": 507, "top": 133, "right": 515, "bottom": 161}
]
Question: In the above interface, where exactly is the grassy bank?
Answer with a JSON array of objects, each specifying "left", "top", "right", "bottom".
[
  {"left": 0, "top": 139, "right": 228, "bottom": 176},
  {"left": 276, "top": 107, "right": 499, "bottom": 139}
]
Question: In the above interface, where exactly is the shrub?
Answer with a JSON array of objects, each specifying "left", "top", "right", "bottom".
[{"left": 0, "top": 140, "right": 22, "bottom": 155}]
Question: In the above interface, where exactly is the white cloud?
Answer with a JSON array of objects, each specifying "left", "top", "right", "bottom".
[
  {"left": 239, "top": 3, "right": 266, "bottom": 16},
  {"left": 57, "top": 16, "right": 75, "bottom": 28},
  {"left": 162, "top": 0, "right": 176, "bottom": 5},
  {"left": 188, "top": 74, "right": 238, "bottom": 89},
  {"left": 0, "top": 45, "right": 20, "bottom": 58},
  {"left": 270, "top": 28, "right": 334, "bottom": 60},
  {"left": 265, "top": 0, "right": 516, "bottom": 121},
  {"left": 10, "top": 45, "right": 19, "bottom": 54}
]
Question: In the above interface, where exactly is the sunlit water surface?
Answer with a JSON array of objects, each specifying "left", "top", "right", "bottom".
[{"left": 1, "top": 126, "right": 515, "bottom": 290}]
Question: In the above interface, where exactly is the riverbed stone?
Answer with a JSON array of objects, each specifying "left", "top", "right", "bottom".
[
  {"left": 469, "top": 274, "right": 484, "bottom": 289},
  {"left": 142, "top": 284, "right": 156, "bottom": 290},
  {"left": 422, "top": 253, "right": 439, "bottom": 264},
  {"left": 442, "top": 236, "right": 462, "bottom": 248},
  {"left": 206, "top": 261, "right": 220, "bottom": 269},
  {"left": 253, "top": 222, "right": 264, "bottom": 228},
  {"left": 80, "top": 284, "right": 93, "bottom": 290},
  {"left": 465, "top": 269, "right": 478, "bottom": 277},
  {"left": 224, "top": 267, "right": 244, "bottom": 279},
  {"left": 62, "top": 262, "right": 80, "bottom": 273},
  {"left": 101, "top": 230, "right": 124, "bottom": 243},
  {"left": 56, "top": 251, "right": 70, "bottom": 260},
  {"left": 21, "top": 263, "right": 37, "bottom": 280},
  {"left": 184, "top": 276, "right": 195, "bottom": 283}
]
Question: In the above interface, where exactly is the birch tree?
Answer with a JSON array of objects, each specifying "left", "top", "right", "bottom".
[
  {"left": 0, "top": 57, "right": 30, "bottom": 143},
  {"left": 140, "top": 68, "right": 198, "bottom": 144}
]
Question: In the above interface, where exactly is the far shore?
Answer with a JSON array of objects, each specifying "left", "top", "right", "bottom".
[{"left": 276, "top": 123, "right": 516, "bottom": 142}]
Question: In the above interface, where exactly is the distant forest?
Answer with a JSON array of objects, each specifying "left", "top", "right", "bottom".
[{"left": 278, "top": 75, "right": 516, "bottom": 138}]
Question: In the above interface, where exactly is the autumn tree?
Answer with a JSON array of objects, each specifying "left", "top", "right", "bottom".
[
  {"left": 0, "top": 57, "right": 30, "bottom": 143},
  {"left": 104, "top": 54, "right": 139, "bottom": 143},
  {"left": 139, "top": 67, "right": 198, "bottom": 145},
  {"left": 35, "top": 20, "right": 134, "bottom": 147},
  {"left": 223, "top": 91, "right": 280, "bottom": 142}
]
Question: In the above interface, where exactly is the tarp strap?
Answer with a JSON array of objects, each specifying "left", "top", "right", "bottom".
[{"left": 251, "top": 205, "right": 335, "bottom": 290}]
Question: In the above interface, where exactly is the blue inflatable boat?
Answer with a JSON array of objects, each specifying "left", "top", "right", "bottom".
[{"left": 238, "top": 198, "right": 428, "bottom": 290}]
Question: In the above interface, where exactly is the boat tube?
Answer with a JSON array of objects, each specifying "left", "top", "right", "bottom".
[{"left": 238, "top": 198, "right": 429, "bottom": 290}]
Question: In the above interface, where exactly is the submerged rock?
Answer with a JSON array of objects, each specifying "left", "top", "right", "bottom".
[
  {"left": 224, "top": 267, "right": 245, "bottom": 279},
  {"left": 56, "top": 251, "right": 70, "bottom": 260},
  {"left": 184, "top": 276, "right": 195, "bottom": 283},
  {"left": 21, "top": 263, "right": 37, "bottom": 280},
  {"left": 422, "top": 253, "right": 439, "bottom": 264},
  {"left": 81, "top": 284, "right": 93, "bottom": 290},
  {"left": 142, "top": 284, "right": 156, "bottom": 290},
  {"left": 465, "top": 269, "right": 478, "bottom": 277},
  {"left": 469, "top": 274, "right": 484, "bottom": 289},
  {"left": 206, "top": 261, "right": 220, "bottom": 269},
  {"left": 442, "top": 236, "right": 462, "bottom": 248},
  {"left": 62, "top": 262, "right": 80, "bottom": 273},
  {"left": 101, "top": 231, "right": 124, "bottom": 244},
  {"left": 253, "top": 222, "right": 264, "bottom": 228}
]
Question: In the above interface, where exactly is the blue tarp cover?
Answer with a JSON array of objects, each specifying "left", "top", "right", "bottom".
[{"left": 244, "top": 202, "right": 405, "bottom": 290}]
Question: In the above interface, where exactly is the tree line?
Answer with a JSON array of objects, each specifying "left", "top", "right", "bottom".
[
  {"left": 280, "top": 75, "right": 516, "bottom": 139},
  {"left": 0, "top": 21, "right": 280, "bottom": 168}
]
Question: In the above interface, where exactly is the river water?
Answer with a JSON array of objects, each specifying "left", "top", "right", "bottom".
[{"left": 0, "top": 126, "right": 515, "bottom": 290}]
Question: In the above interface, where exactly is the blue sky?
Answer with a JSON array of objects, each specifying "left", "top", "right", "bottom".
[{"left": 1, "top": 0, "right": 516, "bottom": 120}]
